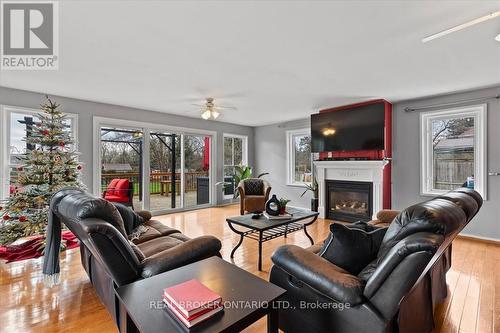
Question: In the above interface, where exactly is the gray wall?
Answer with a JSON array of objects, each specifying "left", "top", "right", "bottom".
[
  {"left": 255, "top": 85, "right": 500, "bottom": 240},
  {"left": 0, "top": 86, "right": 254, "bottom": 205},
  {"left": 393, "top": 85, "right": 500, "bottom": 240},
  {"left": 254, "top": 118, "right": 312, "bottom": 209}
]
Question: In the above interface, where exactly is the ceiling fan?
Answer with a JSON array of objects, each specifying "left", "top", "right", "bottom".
[
  {"left": 422, "top": 11, "right": 500, "bottom": 43},
  {"left": 193, "top": 97, "right": 237, "bottom": 120}
]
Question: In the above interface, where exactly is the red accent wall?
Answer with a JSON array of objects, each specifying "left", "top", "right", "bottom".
[{"left": 316, "top": 99, "right": 392, "bottom": 209}]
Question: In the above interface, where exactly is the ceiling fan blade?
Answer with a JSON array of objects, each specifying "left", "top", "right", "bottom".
[{"left": 215, "top": 105, "right": 237, "bottom": 110}]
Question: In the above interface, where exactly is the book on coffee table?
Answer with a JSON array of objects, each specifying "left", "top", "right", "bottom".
[
  {"left": 163, "top": 279, "right": 223, "bottom": 328},
  {"left": 263, "top": 212, "right": 293, "bottom": 220}
]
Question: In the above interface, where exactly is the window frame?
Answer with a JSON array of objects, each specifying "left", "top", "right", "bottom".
[
  {"left": 0, "top": 105, "right": 79, "bottom": 200},
  {"left": 286, "top": 128, "right": 312, "bottom": 187},
  {"left": 420, "top": 104, "right": 487, "bottom": 199},
  {"left": 223, "top": 133, "right": 248, "bottom": 172}
]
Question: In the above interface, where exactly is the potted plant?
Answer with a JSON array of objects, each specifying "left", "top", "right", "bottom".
[
  {"left": 215, "top": 165, "right": 269, "bottom": 199},
  {"left": 300, "top": 178, "right": 319, "bottom": 212},
  {"left": 278, "top": 198, "right": 291, "bottom": 215}
]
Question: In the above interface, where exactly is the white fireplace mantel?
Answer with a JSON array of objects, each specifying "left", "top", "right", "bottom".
[{"left": 313, "top": 160, "right": 389, "bottom": 219}]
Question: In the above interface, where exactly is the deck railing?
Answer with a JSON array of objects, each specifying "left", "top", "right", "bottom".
[{"left": 101, "top": 171, "right": 209, "bottom": 195}]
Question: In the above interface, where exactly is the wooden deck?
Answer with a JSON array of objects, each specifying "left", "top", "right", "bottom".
[{"left": 0, "top": 204, "right": 499, "bottom": 332}]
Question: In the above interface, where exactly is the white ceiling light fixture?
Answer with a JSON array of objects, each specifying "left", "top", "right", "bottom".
[
  {"left": 422, "top": 11, "right": 500, "bottom": 43},
  {"left": 195, "top": 97, "right": 236, "bottom": 121},
  {"left": 495, "top": 33, "right": 500, "bottom": 42}
]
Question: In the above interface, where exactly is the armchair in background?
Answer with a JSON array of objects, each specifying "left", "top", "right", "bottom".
[{"left": 237, "top": 178, "right": 271, "bottom": 215}]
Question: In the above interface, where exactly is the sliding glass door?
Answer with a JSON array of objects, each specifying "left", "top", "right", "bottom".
[
  {"left": 97, "top": 119, "right": 214, "bottom": 214},
  {"left": 149, "top": 131, "right": 181, "bottom": 212},
  {"left": 184, "top": 134, "right": 211, "bottom": 208},
  {"left": 100, "top": 127, "right": 144, "bottom": 210}
]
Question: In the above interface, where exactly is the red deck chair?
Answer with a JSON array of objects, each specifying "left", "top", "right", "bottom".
[{"left": 102, "top": 178, "right": 134, "bottom": 207}]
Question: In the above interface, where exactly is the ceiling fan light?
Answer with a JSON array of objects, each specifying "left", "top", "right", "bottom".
[
  {"left": 211, "top": 110, "right": 220, "bottom": 119},
  {"left": 201, "top": 110, "right": 211, "bottom": 120}
]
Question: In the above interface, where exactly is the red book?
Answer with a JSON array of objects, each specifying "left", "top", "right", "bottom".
[
  {"left": 163, "top": 279, "right": 222, "bottom": 319},
  {"left": 163, "top": 298, "right": 223, "bottom": 328}
]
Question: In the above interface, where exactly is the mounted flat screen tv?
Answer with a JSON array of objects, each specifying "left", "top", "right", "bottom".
[{"left": 311, "top": 103, "right": 385, "bottom": 153}]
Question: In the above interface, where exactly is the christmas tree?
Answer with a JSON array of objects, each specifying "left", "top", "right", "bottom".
[{"left": 0, "top": 97, "right": 84, "bottom": 245}]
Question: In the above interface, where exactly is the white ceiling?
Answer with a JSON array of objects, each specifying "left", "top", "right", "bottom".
[{"left": 1, "top": 1, "right": 499, "bottom": 126}]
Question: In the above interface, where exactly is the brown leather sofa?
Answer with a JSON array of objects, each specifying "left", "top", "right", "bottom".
[
  {"left": 237, "top": 178, "right": 271, "bottom": 215},
  {"left": 48, "top": 188, "right": 222, "bottom": 325},
  {"left": 270, "top": 188, "right": 482, "bottom": 333}
]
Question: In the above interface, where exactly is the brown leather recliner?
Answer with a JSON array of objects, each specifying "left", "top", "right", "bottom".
[
  {"left": 48, "top": 188, "right": 222, "bottom": 325},
  {"left": 237, "top": 178, "right": 271, "bottom": 215}
]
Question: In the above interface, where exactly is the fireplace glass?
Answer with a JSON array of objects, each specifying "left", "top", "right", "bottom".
[
  {"left": 331, "top": 191, "right": 369, "bottom": 217},
  {"left": 326, "top": 180, "right": 373, "bottom": 222}
]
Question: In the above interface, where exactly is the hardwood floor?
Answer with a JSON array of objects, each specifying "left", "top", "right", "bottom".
[{"left": 0, "top": 204, "right": 498, "bottom": 333}]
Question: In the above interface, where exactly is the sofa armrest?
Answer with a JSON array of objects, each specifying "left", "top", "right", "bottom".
[
  {"left": 141, "top": 236, "right": 222, "bottom": 278},
  {"left": 271, "top": 245, "right": 365, "bottom": 305},
  {"left": 81, "top": 218, "right": 142, "bottom": 285},
  {"left": 376, "top": 210, "right": 400, "bottom": 224}
]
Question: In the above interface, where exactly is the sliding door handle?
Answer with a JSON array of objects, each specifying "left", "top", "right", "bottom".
[{"left": 488, "top": 172, "right": 500, "bottom": 176}]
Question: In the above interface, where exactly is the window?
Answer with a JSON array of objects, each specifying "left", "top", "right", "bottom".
[
  {"left": 223, "top": 134, "right": 248, "bottom": 176},
  {"left": 420, "top": 104, "right": 487, "bottom": 198},
  {"left": 223, "top": 134, "right": 248, "bottom": 196},
  {"left": 0, "top": 105, "right": 78, "bottom": 199},
  {"left": 286, "top": 129, "right": 312, "bottom": 186}
]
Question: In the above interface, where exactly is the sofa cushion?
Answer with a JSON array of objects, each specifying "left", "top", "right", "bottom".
[
  {"left": 137, "top": 236, "right": 185, "bottom": 257},
  {"left": 244, "top": 179, "right": 264, "bottom": 195},
  {"left": 319, "top": 223, "right": 386, "bottom": 275},
  {"left": 131, "top": 220, "right": 181, "bottom": 244}
]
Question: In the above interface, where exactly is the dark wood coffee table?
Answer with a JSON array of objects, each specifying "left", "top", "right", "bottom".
[
  {"left": 226, "top": 208, "right": 319, "bottom": 270},
  {"left": 115, "top": 256, "right": 285, "bottom": 333}
]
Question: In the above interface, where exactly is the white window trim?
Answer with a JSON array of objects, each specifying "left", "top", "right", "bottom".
[
  {"left": 286, "top": 128, "right": 311, "bottom": 187},
  {"left": 223, "top": 133, "right": 248, "bottom": 167},
  {"left": 0, "top": 105, "right": 78, "bottom": 200},
  {"left": 93, "top": 116, "right": 217, "bottom": 213},
  {"left": 420, "top": 104, "right": 487, "bottom": 199}
]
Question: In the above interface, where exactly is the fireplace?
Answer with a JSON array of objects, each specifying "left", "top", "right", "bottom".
[{"left": 326, "top": 180, "right": 373, "bottom": 222}]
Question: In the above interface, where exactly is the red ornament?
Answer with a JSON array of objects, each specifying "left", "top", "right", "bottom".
[
  {"left": 18, "top": 215, "right": 27, "bottom": 222},
  {"left": 77, "top": 165, "right": 82, "bottom": 170},
  {"left": 42, "top": 129, "right": 50, "bottom": 136},
  {"left": 59, "top": 141, "right": 65, "bottom": 147},
  {"left": 17, "top": 166, "right": 23, "bottom": 171},
  {"left": 2, "top": 214, "right": 10, "bottom": 221}
]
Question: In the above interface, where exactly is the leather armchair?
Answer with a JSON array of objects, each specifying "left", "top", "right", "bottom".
[
  {"left": 50, "top": 189, "right": 222, "bottom": 324},
  {"left": 237, "top": 178, "right": 271, "bottom": 215},
  {"left": 270, "top": 188, "right": 482, "bottom": 333}
]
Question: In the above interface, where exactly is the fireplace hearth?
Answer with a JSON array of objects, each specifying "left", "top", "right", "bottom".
[{"left": 326, "top": 180, "right": 373, "bottom": 222}]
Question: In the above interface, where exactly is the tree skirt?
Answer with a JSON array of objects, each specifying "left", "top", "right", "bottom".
[{"left": 0, "top": 231, "right": 79, "bottom": 263}]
